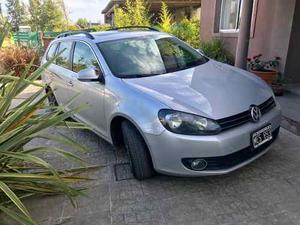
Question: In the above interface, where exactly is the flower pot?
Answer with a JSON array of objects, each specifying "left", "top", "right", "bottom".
[{"left": 251, "top": 70, "right": 277, "bottom": 85}]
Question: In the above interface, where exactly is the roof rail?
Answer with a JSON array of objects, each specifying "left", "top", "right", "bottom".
[
  {"left": 56, "top": 31, "right": 95, "bottom": 40},
  {"left": 108, "top": 26, "right": 160, "bottom": 32}
]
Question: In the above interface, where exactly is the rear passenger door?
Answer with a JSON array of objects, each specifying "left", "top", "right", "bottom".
[{"left": 50, "top": 41, "right": 75, "bottom": 106}]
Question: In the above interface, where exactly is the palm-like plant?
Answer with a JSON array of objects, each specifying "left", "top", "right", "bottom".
[{"left": 0, "top": 23, "right": 90, "bottom": 225}]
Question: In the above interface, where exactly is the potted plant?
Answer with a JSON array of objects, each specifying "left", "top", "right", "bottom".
[
  {"left": 247, "top": 54, "right": 280, "bottom": 84},
  {"left": 247, "top": 55, "right": 283, "bottom": 96}
]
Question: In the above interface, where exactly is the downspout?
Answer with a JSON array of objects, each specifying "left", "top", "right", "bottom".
[{"left": 235, "top": 0, "right": 254, "bottom": 69}]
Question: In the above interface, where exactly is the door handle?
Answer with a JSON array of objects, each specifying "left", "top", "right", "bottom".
[{"left": 68, "top": 81, "right": 74, "bottom": 87}]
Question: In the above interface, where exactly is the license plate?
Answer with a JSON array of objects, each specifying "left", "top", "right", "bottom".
[{"left": 251, "top": 125, "right": 273, "bottom": 149}]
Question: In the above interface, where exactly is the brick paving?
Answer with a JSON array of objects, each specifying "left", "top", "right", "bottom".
[
  {"left": 4, "top": 127, "right": 298, "bottom": 225},
  {"left": 2, "top": 84, "right": 300, "bottom": 225}
]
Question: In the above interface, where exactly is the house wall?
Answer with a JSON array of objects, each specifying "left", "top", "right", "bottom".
[{"left": 201, "top": 0, "right": 296, "bottom": 75}]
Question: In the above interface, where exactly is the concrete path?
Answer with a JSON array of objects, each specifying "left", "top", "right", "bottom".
[
  {"left": 3, "top": 126, "right": 298, "bottom": 225},
  {"left": 277, "top": 84, "right": 300, "bottom": 135}
]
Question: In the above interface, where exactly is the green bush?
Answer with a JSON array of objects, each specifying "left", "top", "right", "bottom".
[
  {"left": 200, "top": 39, "right": 234, "bottom": 65},
  {"left": 171, "top": 17, "right": 201, "bottom": 49},
  {"left": 114, "top": 0, "right": 151, "bottom": 27},
  {"left": 158, "top": 2, "right": 173, "bottom": 33},
  {"left": 0, "top": 24, "right": 90, "bottom": 225}
]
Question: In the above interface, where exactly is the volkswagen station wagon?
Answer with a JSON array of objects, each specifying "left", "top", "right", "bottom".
[{"left": 41, "top": 27, "right": 281, "bottom": 180}]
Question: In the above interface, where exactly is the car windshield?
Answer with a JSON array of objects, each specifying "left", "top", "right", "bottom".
[{"left": 97, "top": 36, "right": 208, "bottom": 78}]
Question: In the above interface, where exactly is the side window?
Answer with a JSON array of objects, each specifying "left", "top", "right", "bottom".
[
  {"left": 72, "top": 42, "right": 100, "bottom": 74},
  {"left": 46, "top": 43, "right": 58, "bottom": 61},
  {"left": 56, "top": 41, "right": 73, "bottom": 69}
]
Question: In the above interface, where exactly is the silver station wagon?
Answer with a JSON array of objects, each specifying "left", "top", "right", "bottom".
[{"left": 41, "top": 27, "right": 281, "bottom": 180}]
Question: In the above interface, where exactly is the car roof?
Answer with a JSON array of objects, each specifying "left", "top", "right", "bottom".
[{"left": 54, "top": 30, "right": 171, "bottom": 43}]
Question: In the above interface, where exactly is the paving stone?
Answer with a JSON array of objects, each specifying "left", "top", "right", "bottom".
[{"left": 2, "top": 127, "right": 300, "bottom": 225}]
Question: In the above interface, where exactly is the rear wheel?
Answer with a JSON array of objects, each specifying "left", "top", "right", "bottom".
[
  {"left": 45, "top": 86, "right": 58, "bottom": 106},
  {"left": 121, "top": 121, "right": 155, "bottom": 180}
]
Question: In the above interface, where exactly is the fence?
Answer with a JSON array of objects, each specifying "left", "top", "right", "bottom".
[
  {"left": 13, "top": 32, "right": 62, "bottom": 49},
  {"left": 13, "top": 32, "right": 40, "bottom": 46}
]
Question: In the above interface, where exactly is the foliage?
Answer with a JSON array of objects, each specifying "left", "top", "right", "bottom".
[
  {"left": 5, "top": 0, "right": 27, "bottom": 32},
  {"left": 114, "top": 0, "right": 151, "bottom": 27},
  {"left": 171, "top": 17, "right": 200, "bottom": 48},
  {"left": 200, "top": 39, "right": 234, "bottom": 65},
  {"left": 247, "top": 54, "right": 280, "bottom": 72},
  {"left": 28, "top": 0, "right": 67, "bottom": 32},
  {"left": 0, "top": 27, "right": 91, "bottom": 224},
  {"left": 0, "top": 46, "right": 41, "bottom": 76},
  {"left": 76, "top": 18, "right": 89, "bottom": 29},
  {"left": 92, "top": 24, "right": 111, "bottom": 32},
  {"left": 158, "top": 2, "right": 172, "bottom": 33}
]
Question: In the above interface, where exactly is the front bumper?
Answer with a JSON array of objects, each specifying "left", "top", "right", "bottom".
[{"left": 144, "top": 105, "right": 281, "bottom": 176}]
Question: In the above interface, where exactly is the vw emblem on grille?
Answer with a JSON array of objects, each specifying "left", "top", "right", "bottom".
[{"left": 250, "top": 106, "right": 261, "bottom": 122}]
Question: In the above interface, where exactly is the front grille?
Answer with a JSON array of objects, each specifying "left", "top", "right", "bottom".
[
  {"left": 182, "top": 127, "right": 280, "bottom": 171},
  {"left": 217, "top": 97, "right": 276, "bottom": 131}
]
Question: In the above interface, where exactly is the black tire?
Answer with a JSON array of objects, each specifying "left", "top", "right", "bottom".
[
  {"left": 45, "top": 86, "right": 58, "bottom": 106},
  {"left": 121, "top": 121, "right": 155, "bottom": 180}
]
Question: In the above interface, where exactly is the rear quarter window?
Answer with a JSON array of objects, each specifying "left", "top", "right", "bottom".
[
  {"left": 46, "top": 42, "right": 58, "bottom": 61},
  {"left": 56, "top": 41, "right": 73, "bottom": 69}
]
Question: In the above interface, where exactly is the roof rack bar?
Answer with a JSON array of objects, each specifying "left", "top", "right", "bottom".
[
  {"left": 56, "top": 31, "right": 95, "bottom": 40},
  {"left": 108, "top": 26, "right": 160, "bottom": 32}
]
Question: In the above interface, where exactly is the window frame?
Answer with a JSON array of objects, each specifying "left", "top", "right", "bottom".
[
  {"left": 71, "top": 41, "right": 104, "bottom": 79},
  {"left": 219, "top": 0, "right": 243, "bottom": 33}
]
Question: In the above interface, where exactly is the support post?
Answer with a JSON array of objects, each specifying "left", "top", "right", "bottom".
[{"left": 235, "top": 0, "right": 254, "bottom": 69}]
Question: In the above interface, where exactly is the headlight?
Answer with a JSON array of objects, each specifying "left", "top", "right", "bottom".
[{"left": 158, "top": 109, "right": 221, "bottom": 135}]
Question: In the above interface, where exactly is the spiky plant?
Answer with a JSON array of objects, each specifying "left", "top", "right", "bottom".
[
  {"left": 0, "top": 23, "right": 91, "bottom": 225},
  {"left": 158, "top": 2, "right": 173, "bottom": 33}
]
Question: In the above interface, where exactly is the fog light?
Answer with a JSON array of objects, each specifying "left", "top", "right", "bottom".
[{"left": 191, "top": 159, "right": 208, "bottom": 171}]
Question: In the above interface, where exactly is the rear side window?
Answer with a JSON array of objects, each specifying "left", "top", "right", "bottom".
[
  {"left": 72, "top": 42, "right": 100, "bottom": 73},
  {"left": 56, "top": 41, "right": 73, "bottom": 69},
  {"left": 46, "top": 43, "right": 58, "bottom": 60}
]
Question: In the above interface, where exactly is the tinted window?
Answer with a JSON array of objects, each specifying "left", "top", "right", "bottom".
[
  {"left": 97, "top": 37, "right": 208, "bottom": 78},
  {"left": 46, "top": 43, "right": 58, "bottom": 60},
  {"left": 56, "top": 41, "right": 73, "bottom": 69},
  {"left": 72, "top": 42, "right": 100, "bottom": 73}
]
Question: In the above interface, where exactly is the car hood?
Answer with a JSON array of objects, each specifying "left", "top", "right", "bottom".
[{"left": 122, "top": 60, "right": 273, "bottom": 119}]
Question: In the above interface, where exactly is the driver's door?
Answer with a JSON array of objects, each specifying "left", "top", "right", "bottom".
[{"left": 68, "top": 41, "right": 107, "bottom": 137}]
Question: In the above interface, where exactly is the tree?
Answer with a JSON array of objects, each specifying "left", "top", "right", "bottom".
[
  {"left": 158, "top": 2, "right": 172, "bottom": 33},
  {"left": 76, "top": 18, "right": 89, "bottom": 29},
  {"left": 28, "top": 0, "right": 67, "bottom": 31},
  {"left": 28, "top": 0, "right": 41, "bottom": 31},
  {"left": 5, "top": 0, "right": 26, "bottom": 32},
  {"left": 114, "top": 0, "right": 150, "bottom": 27}
]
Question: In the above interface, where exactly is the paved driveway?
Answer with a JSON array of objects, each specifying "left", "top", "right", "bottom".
[
  {"left": 3, "top": 84, "right": 300, "bottom": 225},
  {"left": 8, "top": 126, "right": 298, "bottom": 225}
]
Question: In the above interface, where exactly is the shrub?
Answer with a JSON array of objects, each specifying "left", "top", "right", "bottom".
[
  {"left": 92, "top": 24, "right": 111, "bottom": 32},
  {"left": 114, "top": 0, "right": 151, "bottom": 27},
  {"left": 158, "top": 2, "right": 173, "bottom": 33},
  {"left": 0, "top": 25, "right": 90, "bottom": 225},
  {"left": 0, "top": 46, "right": 41, "bottom": 76},
  {"left": 200, "top": 39, "right": 234, "bottom": 65},
  {"left": 171, "top": 17, "right": 201, "bottom": 48}
]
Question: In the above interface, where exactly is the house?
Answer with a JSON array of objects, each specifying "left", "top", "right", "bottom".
[
  {"left": 201, "top": 0, "right": 300, "bottom": 83},
  {"left": 102, "top": 0, "right": 201, "bottom": 25}
]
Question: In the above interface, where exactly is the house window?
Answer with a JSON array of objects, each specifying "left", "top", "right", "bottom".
[{"left": 220, "top": 0, "right": 243, "bottom": 31}]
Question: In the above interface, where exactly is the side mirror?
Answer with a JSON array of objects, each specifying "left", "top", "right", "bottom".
[{"left": 77, "top": 67, "right": 102, "bottom": 82}]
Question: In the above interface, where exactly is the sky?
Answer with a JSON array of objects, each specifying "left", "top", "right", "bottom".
[{"left": 0, "top": 0, "right": 110, "bottom": 23}]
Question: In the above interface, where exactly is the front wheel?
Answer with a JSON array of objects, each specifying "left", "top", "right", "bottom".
[{"left": 121, "top": 121, "right": 155, "bottom": 180}]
